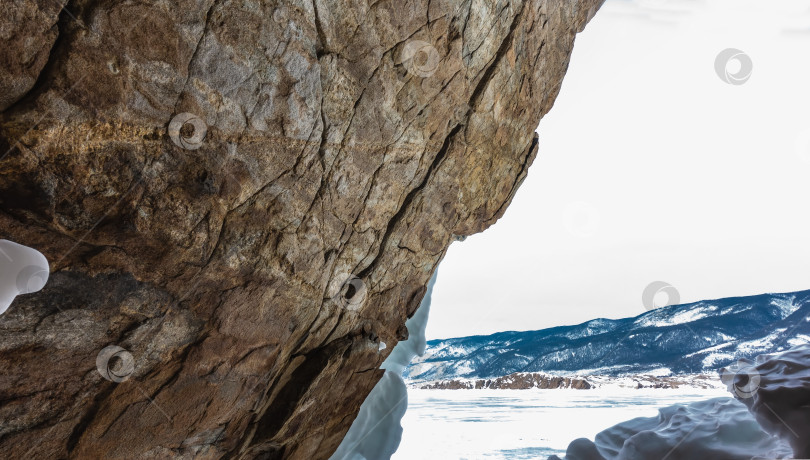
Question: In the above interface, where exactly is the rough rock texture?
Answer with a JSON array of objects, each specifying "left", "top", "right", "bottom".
[
  {"left": 0, "top": 0, "right": 66, "bottom": 111},
  {"left": 0, "top": 0, "right": 602, "bottom": 458}
]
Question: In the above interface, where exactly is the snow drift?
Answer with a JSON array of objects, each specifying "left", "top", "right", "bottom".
[{"left": 549, "top": 397, "right": 791, "bottom": 460}]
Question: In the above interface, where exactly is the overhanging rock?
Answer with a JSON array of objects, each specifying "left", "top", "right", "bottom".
[{"left": 0, "top": 0, "right": 603, "bottom": 458}]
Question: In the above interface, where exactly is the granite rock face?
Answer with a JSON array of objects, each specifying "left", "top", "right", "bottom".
[{"left": 0, "top": 0, "right": 602, "bottom": 458}]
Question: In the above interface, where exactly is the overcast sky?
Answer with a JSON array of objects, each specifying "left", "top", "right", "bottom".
[{"left": 426, "top": 0, "right": 810, "bottom": 340}]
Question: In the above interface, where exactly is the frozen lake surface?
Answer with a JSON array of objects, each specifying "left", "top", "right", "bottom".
[{"left": 394, "top": 388, "right": 729, "bottom": 459}]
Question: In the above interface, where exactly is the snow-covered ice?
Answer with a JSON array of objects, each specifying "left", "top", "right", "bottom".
[{"left": 394, "top": 387, "right": 730, "bottom": 459}]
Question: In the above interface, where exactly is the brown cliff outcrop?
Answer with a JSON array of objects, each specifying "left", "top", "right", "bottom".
[{"left": 0, "top": 0, "right": 602, "bottom": 458}]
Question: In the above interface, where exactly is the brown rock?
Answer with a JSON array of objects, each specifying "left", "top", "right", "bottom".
[
  {"left": 0, "top": 0, "right": 603, "bottom": 458},
  {"left": 419, "top": 380, "right": 473, "bottom": 390},
  {"left": 0, "top": 0, "right": 65, "bottom": 111}
]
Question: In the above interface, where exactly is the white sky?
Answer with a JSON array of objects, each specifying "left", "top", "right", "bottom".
[{"left": 426, "top": 0, "right": 810, "bottom": 340}]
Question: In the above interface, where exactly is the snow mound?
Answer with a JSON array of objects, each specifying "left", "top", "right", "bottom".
[
  {"left": 0, "top": 240, "right": 50, "bottom": 315},
  {"left": 549, "top": 397, "right": 792, "bottom": 460}
]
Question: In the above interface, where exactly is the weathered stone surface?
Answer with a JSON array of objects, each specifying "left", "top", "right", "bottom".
[
  {"left": 0, "top": 0, "right": 65, "bottom": 111},
  {"left": 0, "top": 0, "right": 602, "bottom": 458}
]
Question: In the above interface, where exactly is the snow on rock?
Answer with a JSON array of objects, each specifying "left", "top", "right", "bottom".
[
  {"left": 770, "top": 295, "right": 801, "bottom": 318},
  {"left": 330, "top": 270, "right": 438, "bottom": 460},
  {"left": 0, "top": 240, "right": 49, "bottom": 315},
  {"left": 328, "top": 371, "right": 408, "bottom": 460},
  {"left": 724, "top": 344, "right": 810, "bottom": 458},
  {"left": 633, "top": 301, "right": 713, "bottom": 328},
  {"left": 549, "top": 397, "right": 792, "bottom": 460}
]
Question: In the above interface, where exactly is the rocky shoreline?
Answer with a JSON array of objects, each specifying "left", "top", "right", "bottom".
[
  {"left": 418, "top": 373, "right": 592, "bottom": 390},
  {"left": 413, "top": 372, "right": 725, "bottom": 390}
]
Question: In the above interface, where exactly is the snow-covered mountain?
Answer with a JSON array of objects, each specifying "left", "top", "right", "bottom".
[{"left": 405, "top": 290, "right": 810, "bottom": 382}]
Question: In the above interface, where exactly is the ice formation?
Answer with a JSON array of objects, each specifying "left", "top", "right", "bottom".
[
  {"left": 553, "top": 344, "right": 810, "bottom": 460},
  {"left": 726, "top": 344, "right": 810, "bottom": 458},
  {"left": 0, "top": 240, "right": 50, "bottom": 315},
  {"left": 549, "top": 397, "right": 792, "bottom": 460},
  {"left": 329, "top": 270, "right": 437, "bottom": 460}
]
